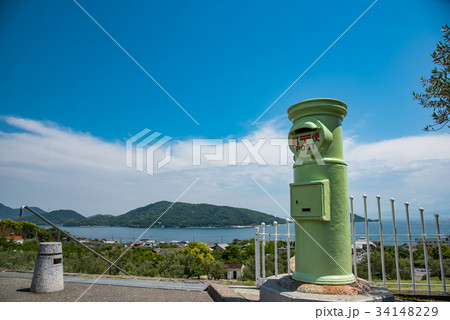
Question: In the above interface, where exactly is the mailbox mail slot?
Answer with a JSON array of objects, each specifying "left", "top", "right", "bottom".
[
  {"left": 290, "top": 179, "right": 330, "bottom": 221},
  {"left": 288, "top": 118, "right": 333, "bottom": 158}
]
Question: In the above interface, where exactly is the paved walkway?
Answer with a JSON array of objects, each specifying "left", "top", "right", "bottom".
[
  {"left": 229, "top": 285, "right": 260, "bottom": 302},
  {"left": 0, "top": 271, "right": 213, "bottom": 302},
  {"left": 64, "top": 275, "right": 208, "bottom": 291}
]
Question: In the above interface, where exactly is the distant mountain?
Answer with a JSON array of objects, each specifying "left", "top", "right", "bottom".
[
  {"left": 102, "top": 201, "right": 286, "bottom": 228},
  {"left": 88, "top": 214, "right": 114, "bottom": 218},
  {"left": 0, "top": 203, "right": 18, "bottom": 220},
  {"left": 79, "top": 213, "right": 112, "bottom": 226},
  {"left": 0, "top": 202, "right": 376, "bottom": 227},
  {"left": 353, "top": 214, "right": 377, "bottom": 222},
  {"left": 0, "top": 201, "right": 286, "bottom": 228},
  {"left": 39, "top": 210, "right": 85, "bottom": 225},
  {"left": 0, "top": 203, "right": 47, "bottom": 220}
]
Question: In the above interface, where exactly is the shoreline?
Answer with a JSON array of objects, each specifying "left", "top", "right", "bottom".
[
  {"left": 36, "top": 220, "right": 383, "bottom": 229},
  {"left": 39, "top": 224, "right": 286, "bottom": 229}
]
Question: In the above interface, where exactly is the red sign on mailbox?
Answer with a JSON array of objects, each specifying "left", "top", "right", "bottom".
[{"left": 291, "top": 132, "right": 320, "bottom": 152}]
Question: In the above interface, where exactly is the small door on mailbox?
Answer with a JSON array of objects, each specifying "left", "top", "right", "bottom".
[{"left": 290, "top": 179, "right": 330, "bottom": 221}]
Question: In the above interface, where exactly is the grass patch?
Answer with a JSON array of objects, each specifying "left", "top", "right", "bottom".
[{"left": 372, "top": 277, "right": 449, "bottom": 295}]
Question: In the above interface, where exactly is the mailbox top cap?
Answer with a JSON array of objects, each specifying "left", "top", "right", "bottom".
[
  {"left": 288, "top": 98, "right": 347, "bottom": 122},
  {"left": 38, "top": 242, "right": 62, "bottom": 255}
]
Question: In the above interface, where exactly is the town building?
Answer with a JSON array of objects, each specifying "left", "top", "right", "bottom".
[
  {"left": 101, "top": 239, "right": 117, "bottom": 244},
  {"left": 415, "top": 235, "right": 450, "bottom": 247},
  {"left": 141, "top": 239, "right": 157, "bottom": 247},
  {"left": 208, "top": 243, "right": 228, "bottom": 251},
  {"left": 225, "top": 263, "right": 244, "bottom": 279},
  {"left": 169, "top": 240, "right": 189, "bottom": 248},
  {"left": 352, "top": 238, "right": 377, "bottom": 255},
  {"left": 5, "top": 236, "right": 24, "bottom": 244}
]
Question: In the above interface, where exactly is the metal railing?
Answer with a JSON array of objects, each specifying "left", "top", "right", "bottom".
[
  {"left": 254, "top": 196, "right": 449, "bottom": 296},
  {"left": 350, "top": 196, "right": 447, "bottom": 296},
  {"left": 20, "top": 205, "right": 129, "bottom": 275},
  {"left": 255, "top": 218, "right": 292, "bottom": 287}
]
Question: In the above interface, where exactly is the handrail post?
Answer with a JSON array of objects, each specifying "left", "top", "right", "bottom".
[
  {"left": 376, "top": 195, "right": 386, "bottom": 286},
  {"left": 261, "top": 222, "right": 266, "bottom": 280},
  {"left": 274, "top": 221, "right": 278, "bottom": 277},
  {"left": 350, "top": 196, "right": 358, "bottom": 279},
  {"left": 405, "top": 202, "right": 416, "bottom": 294},
  {"left": 419, "top": 208, "right": 431, "bottom": 295},
  {"left": 286, "top": 219, "right": 291, "bottom": 276},
  {"left": 390, "top": 198, "right": 401, "bottom": 293},
  {"left": 19, "top": 205, "right": 129, "bottom": 275},
  {"left": 363, "top": 195, "right": 371, "bottom": 282},
  {"left": 434, "top": 214, "right": 446, "bottom": 295},
  {"left": 255, "top": 227, "right": 261, "bottom": 287}
]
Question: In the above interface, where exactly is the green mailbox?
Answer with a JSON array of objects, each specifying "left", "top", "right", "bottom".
[{"left": 288, "top": 98, "right": 355, "bottom": 285}]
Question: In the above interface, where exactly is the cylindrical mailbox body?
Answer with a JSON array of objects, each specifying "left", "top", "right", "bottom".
[
  {"left": 287, "top": 98, "right": 355, "bottom": 284},
  {"left": 31, "top": 242, "right": 64, "bottom": 293}
]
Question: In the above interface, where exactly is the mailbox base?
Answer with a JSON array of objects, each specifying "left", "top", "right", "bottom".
[
  {"left": 292, "top": 271, "right": 355, "bottom": 285},
  {"left": 260, "top": 274, "right": 394, "bottom": 302}
]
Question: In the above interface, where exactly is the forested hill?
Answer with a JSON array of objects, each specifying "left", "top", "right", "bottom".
[
  {"left": 105, "top": 201, "right": 287, "bottom": 228},
  {"left": 0, "top": 201, "right": 286, "bottom": 228},
  {"left": 0, "top": 201, "right": 376, "bottom": 227}
]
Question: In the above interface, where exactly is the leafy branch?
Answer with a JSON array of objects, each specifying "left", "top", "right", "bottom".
[{"left": 413, "top": 24, "right": 450, "bottom": 131}]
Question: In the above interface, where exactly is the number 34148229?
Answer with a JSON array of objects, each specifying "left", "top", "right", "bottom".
[{"left": 375, "top": 307, "right": 438, "bottom": 317}]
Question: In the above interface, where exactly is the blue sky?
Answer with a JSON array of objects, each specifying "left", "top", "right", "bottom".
[{"left": 1, "top": 0, "right": 449, "bottom": 221}]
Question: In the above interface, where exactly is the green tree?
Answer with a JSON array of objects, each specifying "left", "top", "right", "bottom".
[
  {"left": 181, "top": 241, "right": 214, "bottom": 264},
  {"left": 413, "top": 24, "right": 450, "bottom": 131},
  {"left": 429, "top": 258, "right": 450, "bottom": 280},
  {"left": 181, "top": 242, "right": 215, "bottom": 278},
  {"left": 0, "top": 219, "right": 20, "bottom": 233},
  {"left": 430, "top": 244, "right": 450, "bottom": 260},
  {"left": 158, "top": 252, "right": 195, "bottom": 278},
  {"left": 242, "top": 242, "right": 255, "bottom": 261},
  {"left": 19, "top": 221, "right": 39, "bottom": 239},
  {"left": 157, "top": 243, "right": 178, "bottom": 248},
  {"left": 131, "top": 248, "right": 161, "bottom": 262},
  {"left": 222, "top": 245, "right": 242, "bottom": 263},
  {"left": 210, "top": 260, "right": 227, "bottom": 279},
  {"left": 211, "top": 250, "right": 223, "bottom": 261},
  {"left": 0, "top": 220, "right": 57, "bottom": 242},
  {"left": 242, "top": 256, "right": 256, "bottom": 281},
  {"left": 201, "top": 259, "right": 227, "bottom": 279},
  {"left": 357, "top": 248, "right": 412, "bottom": 280},
  {"left": 413, "top": 245, "right": 425, "bottom": 261}
]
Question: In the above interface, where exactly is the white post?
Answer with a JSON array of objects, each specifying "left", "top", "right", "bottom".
[
  {"left": 391, "top": 198, "right": 401, "bottom": 293},
  {"left": 376, "top": 195, "right": 386, "bottom": 286},
  {"left": 405, "top": 202, "right": 416, "bottom": 294},
  {"left": 261, "top": 222, "right": 266, "bottom": 280},
  {"left": 350, "top": 196, "right": 358, "bottom": 279},
  {"left": 434, "top": 214, "right": 447, "bottom": 295},
  {"left": 363, "top": 195, "right": 371, "bottom": 282},
  {"left": 287, "top": 219, "right": 291, "bottom": 276},
  {"left": 419, "top": 208, "right": 431, "bottom": 295},
  {"left": 274, "top": 221, "right": 278, "bottom": 277},
  {"left": 255, "top": 227, "right": 261, "bottom": 287}
]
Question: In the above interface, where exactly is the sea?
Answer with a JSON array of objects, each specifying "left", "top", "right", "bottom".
[{"left": 46, "top": 218, "right": 450, "bottom": 244}]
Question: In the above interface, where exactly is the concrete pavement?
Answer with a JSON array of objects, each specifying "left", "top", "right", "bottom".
[
  {"left": 0, "top": 271, "right": 214, "bottom": 302},
  {"left": 229, "top": 285, "right": 260, "bottom": 302}
]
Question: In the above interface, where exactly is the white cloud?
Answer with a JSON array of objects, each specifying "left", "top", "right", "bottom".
[
  {"left": 344, "top": 135, "right": 450, "bottom": 162},
  {"left": 344, "top": 134, "right": 450, "bottom": 218},
  {"left": 0, "top": 116, "right": 448, "bottom": 221}
]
